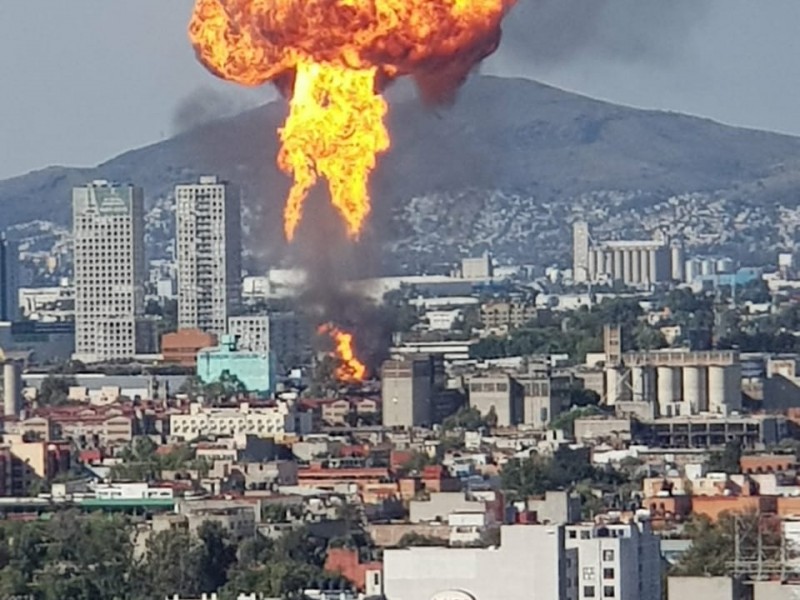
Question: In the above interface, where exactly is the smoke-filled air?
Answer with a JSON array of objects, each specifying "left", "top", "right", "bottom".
[{"left": 188, "top": 0, "right": 516, "bottom": 241}]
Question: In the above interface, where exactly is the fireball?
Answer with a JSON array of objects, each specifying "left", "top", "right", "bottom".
[
  {"left": 189, "top": 0, "right": 515, "bottom": 240},
  {"left": 319, "top": 323, "right": 367, "bottom": 383}
]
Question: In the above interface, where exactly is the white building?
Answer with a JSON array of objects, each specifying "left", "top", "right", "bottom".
[
  {"left": 383, "top": 525, "right": 578, "bottom": 600},
  {"left": 228, "top": 315, "right": 270, "bottom": 354},
  {"left": 460, "top": 253, "right": 494, "bottom": 280},
  {"left": 573, "top": 221, "right": 673, "bottom": 286},
  {"left": 72, "top": 181, "right": 146, "bottom": 363},
  {"left": 92, "top": 482, "right": 174, "bottom": 500},
  {"left": 176, "top": 176, "right": 242, "bottom": 337},
  {"left": 170, "top": 401, "right": 311, "bottom": 442},
  {"left": 565, "top": 520, "right": 662, "bottom": 600},
  {"left": 425, "top": 310, "right": 461, "bottom": 331}
]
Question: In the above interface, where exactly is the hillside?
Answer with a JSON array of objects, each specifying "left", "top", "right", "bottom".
[{"left": 3, "top": 76, "right": 800, "bottom": 269}]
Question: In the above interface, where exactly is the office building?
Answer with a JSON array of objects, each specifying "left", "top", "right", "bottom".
[
  {"left": 266, "top": 311, "right": 313, "bottom": 372},
  {"left": 382, "top": 356, "right": 437, "bottom": 428},
  {"left": 72, "top": 181, "right": 146, "bottom": 363},
  {"left": 468, "top": 372, "right": 524, "bottom": 427},
  {"left": 480, "top": 300, "right": 537, "bottom": 331},
  {"left": 460, "top": 253, "right": 493, "bottom": 280},
  {"left": 228, "top": 315, "right": 270, "bottom": 354},
  {"left": 383, "top": 525, "right": 577, "bottom": 600},
  {"left": 176, "top": 176, "right": 242, "bottom": 337},
  {"left": 565, "top": 520, "right": 662, "bottom": 600},
  {"left": 0, "top": 234, "right": 19, "bottom": 322},
  {"left": 573, "top": 221, "right": 674, "bottom": 286}
]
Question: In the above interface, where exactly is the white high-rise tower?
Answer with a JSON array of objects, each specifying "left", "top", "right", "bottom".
[
  {"left": 73, "top": 181, "right": 145, "bottom": 362},
  {"left": 176, "top": 176, "right": 242, "bottom": 336}
]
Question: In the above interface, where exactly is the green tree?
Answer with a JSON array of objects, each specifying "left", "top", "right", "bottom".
[
  {"left": 442, "top": 406, "right": 486, "bottom": 431},
  {"left": 37, "top": 375, "right": 78, "bottom": 406},
  {"left": 672, "top": 511, "right": 780, "bottom": 577},
  {"left": 706, "top": 441, "right": 742, "bottom": 474}
]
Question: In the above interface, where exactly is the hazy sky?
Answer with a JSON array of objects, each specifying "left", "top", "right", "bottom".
[{"left": 2, "top": 0, "right": 800, "bottom": 180}]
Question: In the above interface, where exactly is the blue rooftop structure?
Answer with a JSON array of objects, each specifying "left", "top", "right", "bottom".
[{"left": 197, "top": 335, "right": 276, "bottom": 396}]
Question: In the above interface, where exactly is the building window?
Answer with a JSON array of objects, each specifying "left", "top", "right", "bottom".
[
  {"left": 582, "top": 567, "right": 595, "bottom": 581},
  {"left": 603, "top": 587, "right": 615, "bottom": 598},
  {"left": 581, "top": 530, "right": 591, "bottom": 539},
  {"left": 584, "top": 586, "right": 596, "bottom": 598},
  {"left": 603, "top": 549, "right": 615, "bottom": 562},
  {"left": 569, "top": 530, "right": 577, "bottom": 539},
  {"left": 603, "top": 568, "right": 615, "bottom": 580}
]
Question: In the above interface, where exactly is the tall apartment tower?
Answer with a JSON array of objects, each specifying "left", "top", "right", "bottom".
[
  {"left": 573, "top": 221, "right": 590, "bottom": 283},
  {"left": 0, "top": 234, "right": 19, "bottom": 321},
  {"left": 176, "top": 176, "right": 242, "bottom": 337},
  {"left": 73, "top": 181, "right": 145, "bottom": 363}
]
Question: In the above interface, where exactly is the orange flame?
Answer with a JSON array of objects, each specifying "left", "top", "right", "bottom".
[
  {"left": 189, "top": 0, "right": 515, "bottom": 241},
  {"left": 319, "top": 324, "right": 367, "bottom": 383}
]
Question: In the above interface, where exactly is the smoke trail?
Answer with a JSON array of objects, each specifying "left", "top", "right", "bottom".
[{"left": 495, "top": 0, "right": 708, "bottom": 68}]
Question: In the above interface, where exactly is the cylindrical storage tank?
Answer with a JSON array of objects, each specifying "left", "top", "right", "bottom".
[
  {"left": 588, "top": 250, "right": 598, "bottom": 280},
  {"left": 605, "top": 367, "right": 620, "bottom": 405},
  {"left": 724, "top": 364, "right": 743, "bottom": 412},
  {"left": 622, "top": 250, "right": 632, "bottom": 284},
  {"left": 700, "top": 258, "right": 717, "bottom": 276},
  {"left": 631, "top": 367, "right": 655, "bottom": 403},
  {"left": 3, "top": 361, "right": 20, "bottom": 418},
  {"left": 649, "top": 251, "right": 659, "bottom": 284},
  {"left": 631, "top": 367, "right": 645, "bottom": 402},
  {"left": 716, "top": 257, "right": 735, "bottom": 274},
  {"left": 613, "top": 250, "right": 623, "bottom": 282},
  {"left": 682, "top": 366, "right": 707, "bottom": 414},
  {"left": 657, "top": 367, "right": 679, "bottom": 409},
  {"left": 640, "top": 249, "right": 651, "bottom": 284},
  {"left": 631, "top": 250, "right": 641, "bottom": 285},
  {"left": 708, "top": 366, "right": 726, "bottom": 414},
  {"left": 684, "top": 259, "right": 699, "bottom": 283},
  {"left": 671, "top": 243, "right": 685, "bottom": 281}
]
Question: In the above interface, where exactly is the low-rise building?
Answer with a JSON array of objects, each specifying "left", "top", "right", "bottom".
[
  {"left": 162, "top": 329, "right": 217, "bottom": 367},
  {"left": 196, "top": 335, "right": 276, "bottom": 396},
  {"left": 468, "top": 372, "right": 524, "bottom": 427},
  {"left": 565, "top": 520, "right": 662, "bottom": 600},
  {"left": 481, "top": 300, "right": 538, "bottom": 331},
  {"left": 170, "top": 401, "right": 311, "bottom": 442},
  {"left": 383, "top": 525, "right": 578, "bottom": 600}
]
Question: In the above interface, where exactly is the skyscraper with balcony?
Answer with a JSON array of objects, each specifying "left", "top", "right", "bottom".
[
  {"left": 73, "top": 181, "right": 145, "bottom": 362},
  {"left": 176, "top": 176, "right": 242, "bottom": 337}
]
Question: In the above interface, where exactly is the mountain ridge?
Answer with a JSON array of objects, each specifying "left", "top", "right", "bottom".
[{"left": 3, "top": 75, "right": 800, "bottom": 268}]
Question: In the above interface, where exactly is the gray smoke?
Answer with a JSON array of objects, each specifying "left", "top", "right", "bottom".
[{"left": 495, "top": 0, "right": 708, "bottom": 68}]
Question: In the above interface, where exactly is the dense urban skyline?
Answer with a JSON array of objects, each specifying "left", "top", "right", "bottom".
[{"left": 3, "top": 0, "right": 800, "bottom": 180}]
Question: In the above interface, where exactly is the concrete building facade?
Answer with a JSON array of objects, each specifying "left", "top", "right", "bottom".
[
  {"left": 383, "top": 525, "right": 578, "bottom": 600},
  {"left": 228, "top": 315, "right": 270, "bottom": 354},
  {"left": 468, "top": 373, "right": 524, "bottom": 427},
  {"left": 170, "top": 401, "right": 312, "bottom": 442},
  {"left": 565, "top": 520, "right": 662, "bottom": 600},
  {"left": 573, "top": 221, "right": 673, "bottom": 286},
  {"left": 382, "top": 357, "right": 434, "bottom": 428},
  {"left": 176, "top": 176, "right": 242, "bottom": 337},
  {"left": 72, "top": 181, "right": 146, "bottom": 363}
]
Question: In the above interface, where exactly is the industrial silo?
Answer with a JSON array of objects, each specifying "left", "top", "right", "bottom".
[
  {"left": 708, "top": 365, "right": 727, "bottom": 414},
  {"left": 657, "top": 366, "right": 680, "bottom": 411},
  {"left": 682, "top": 366, "right": 707, "bottom": 414},
  {"left": 3, "top": 361, "right": 21, "bottom": 418}
]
